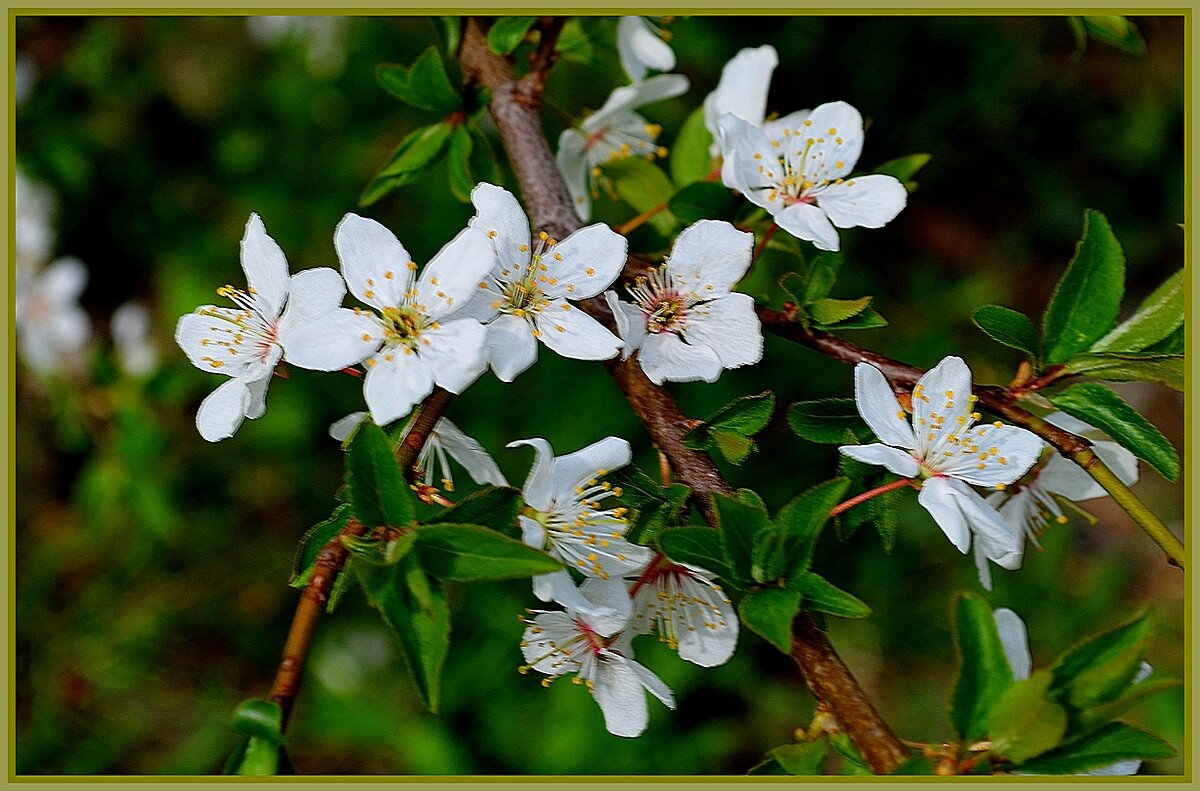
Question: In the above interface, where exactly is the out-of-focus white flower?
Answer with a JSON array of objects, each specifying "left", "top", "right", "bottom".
[
  {"left": 111, "top": 301, "right": 159, "bottom": 377},
  {"left": 15, "top": 167, "right": 56, "bottom": 275},
  {"left": 605, "top": 219, "right": 761, "bottom": 384},
  {"left": 245, "top": 15, "right": 347, "bottom": 78},
  {"left": 617, "top": 17, "right": 676, "bottom": 82},
  {"left": 15, "top": 257, "right": 92, "bottom": 377},
  {"left": 15, "top": 53, "right": 37, "bottom": 107}
]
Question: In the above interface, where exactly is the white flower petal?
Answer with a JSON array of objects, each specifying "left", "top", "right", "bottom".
[
  {"left": 1083, "top": 761, "right": 1142, "bottom": 776},
  {"left": 617, "top": 16, "right": 675, "bottom": 81},
  {"left": 974, "top": 537, "right": 995, "bottom": 592},
  {"left": 545, "top": 224, "right": 628, "bottom": 300},
  {"left": 175, "top": 310, "right": 254, "bottom": 376},
  {"left": 775, "top": 202, "right": 841, "bottom": 251},
  {"left": 196, "top": 376, "right": 253, "bottom": 442},
  {"left": 551, "top": 436, "right": 631, "bottom": 499},
  {"left": 638, "top": 331, "right": 723, "bottom": 384},
  {"left": 469, "top": 182, "right": 531, "bottom": 271},
  {"left": 577, "top": 577, "right": 635, "bottom": 637},
  {"left": 243, "top": 368, "right": 274, "bottom": 420},
  {"left": 716, "top": 115, "right": 779, "bottom": 199},
  {"left": 939, "top": 424, "right": 1044, "bottom": 487},
  {"left": 839, "top": 443, "right": 921, "bottom": 478},
  {"left": 39, "top": 256, "right": 89, "bottom": 303},
  {"left": 329, "top": 411, "right": 368, "bottom": 442},
  {"left": 666, "top": 220, "right": 754, "bottom": 298},
  {"left": 817, "top": 174, "right": 907, "bottom": 230},
  {"left": 760, "top": 110, "right": 812, "bottom": 142},
  {"left": 592, "top": 658, "right": 651, "bottom": 738},
  {"left": 431, "top": 417, "right": 508, "bottom": 486},
  {"left": 240, "top": 214, "right": 290, "bottom": 318},
  {"left": 279, "top": 267, "right": 347, "bottom": 332},
  {"left": 282, "top": 309, "right": 378, "bottom": 371},
  {"left": 557, "top": 129, "right": 592, "bottom": 222},
  {"left": 521, "top": 611, "right": 580, "bottom": 673},
  {"left": 605, "top": 291, "right": 647, "bottom": 359},
  {"left": 792, "top": 101, "right": 865, "bottom": 183},
  {"left": 912, "top": 356, "right": 974, "bottom": 450},
  {"left": 416, "top": 227, "right": 499, "bottom": 321},
  {"left": 626, "top": 657, "right": 676, "bottom": 709},
  {"left": 535, "top": 302, "right": 623, "bottom": 362},
  {"left": 704, "top": 44, "right": 778, "bottom": 145},
  {"left": 509, "top": 439, "right": 555, "bottom": 512},
  {"left": 853, "top": 363, "right": 917, "bottom": 449},
  {"left": 334, "top": 213, "right": 414, "bottom": 307},
  {"left": 418, "top": 319, "right": 488, "bottom": 394},
  {"left": 993, "top": 607, "right": 1032, "bottom": 681},
  {"left": 683, "top": 293, "right": 763, "bottom": 370},
  {"left": 486, "top": 313, "right": 539, "bottom": 382},
  {"left": 917, "top": 476, "right": 971, "bottom": 554},
  {"left": 1039, "top": 440, "right": 1137, "bottom": 502},
  {"left": 362, "top": 351, "right": 434, "bottom": 426},
  {"left": 944, "top": 478, "right": 1023, "bottom": 565}
]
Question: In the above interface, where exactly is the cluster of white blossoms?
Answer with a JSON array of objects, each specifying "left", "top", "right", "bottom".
[
  {"left": 557, "top": 17, "right": 688, "bottom": 221},
  {"left": 177, "top": 183, "right": 767, "bottom": 441},
  {"left": 512, "top": 436, "right": 738, "bottom": 737}
]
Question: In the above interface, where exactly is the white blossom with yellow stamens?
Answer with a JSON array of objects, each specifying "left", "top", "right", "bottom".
[
  {"left": 718, "top": 101, "right": 907, "bottom": 252},
  {"left": 291, "top": 213, "right": 495, "bottom": 427},
  {"left": 464, "top": 183, "right": 625, "bottom": 381},
  {"left": 520, "top": 577, "right": 675, "bottom": 738},
  {"left": 175, "top": 214, "right": 362, "bottom": 441},
  {"left": 556, "top": 74, "right": 688, "bottom": 222},
  {"left": 838, "top": 356, "right": 1044, "bottom": 566},
  {"left": 627, "top": 554, "right": 738, "bottom": 667},
  {"left": 604, "top": 219, "right": 762, "bottom": 384}
]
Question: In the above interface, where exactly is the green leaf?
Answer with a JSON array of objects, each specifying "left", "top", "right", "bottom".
[
  {"left": 626, "top": 483, "right": 691, "bottom": 545},
  {"left": 487, "top": 17, "right": 536, "bottom": 55},
  {"left": 972, "top": 305, "right": 1040, "bottom": 359},
  {"left": 776, "top": 477, "right": 850, "bottom": 575},
  {"left": 225, "top": 699, "right": 285, "bottom": 776},
  {"left": 808, "top": 296, "right": 872, "bottom": 326},
  {"left": 769, "top": 740, "right": 828, "bottom": 775},
  {"left": 290, "top": 504, "right": 350, "bottom": 589},
  {"left": 1018, "top": 722, "right": 1173, "bottom": 774},
  {"left": 1079, "top": 678, "right": 1181, "bottom": 731},
  {"left": 376, "top": 47, "right": 461, "bottom": 114},
  {"left": 787, "top": 398, "right": 869, "bottom": 444},
  {"left": 1050, "top": 607, "right": 1152, "bottom": 710},
  {"left": 1092, "top": 270, "right": 1184, "bottom": 353},
  {"left": 669, "top": 106, "right": 715, "bottom": 187},
  {"left": 346, "top": 421, "right": 415, "bottom": 528},
  {"left": 467, "top": 127, "right": 501, "bottom": 187},
  {"left": 426, "top": 486, "right": 523, "bottom": 536},
  {"left": 360, "top": 122, "right": 454, "bottom": 207},
  {"left": 684, "top": 391, "right": 775, "bottom": 464},
  {"left": 873, "top": 152, "right": 931, "bottom": 187},
  {"left": 988, "top": 670, "right": 1069, "bottom": 765},
  {"left": 802, "top": 262, "right": 838, "bottom": 303},
  {"left": 817, "top": 307, "right": 888, "bottom": 331},
  {"left": 600, "top": 156, "right": 679, "bottom": 235},
  {"left": 1141, "top": 324, "right": 1183, "bottom": 355},
  {"left": 447, "top": 124, "right": 474, "bottom": 203},
  {"left": 1063, "top": 352, "right": 1183, "bottom": 392},
  {"left": 415, "top": 523, "right": 562, "bottom": 581},
  {"left": 951, "top": 592, "right": 1016, "bottom": 741},
  {"left": 890, "top": 756, "right": 936, "bottom": 775},
  {"left": 668, "top": 181, "right": 737, "bottom": 224},
  {"left": 1048, "top": 383, "right": 1179, "bottom": 481},
  {"left": 657, "top": 527, "right": 731, "bottom": 579},
  {"left": 232, "top": 699, "right": 283, "bottom": 743},
  {"left": 1080, "top": 16, "right": 1146, "bottom": 56},
  {"left": 356, "top": 555, "right": 450, "bottom": 712},
  {"left": 713, "top": 492, "right": 771, "bottom": 585},
  {"left": 790, "top": 572, "right": 870, "bottom": 618},
  {"left": 327, "top": 558, "right": 357, "bottom": 613},
  {"left": 432, "top": 17, "right": 461, "bottom": 55},
  {"left": 739, "top": 586, "right": 802, "bottom": 653},
  {"left": 1042, "top": 210, "right": 1125, "bottom": 365},
  {"left": 555, "top": 19, "right": 593, "bottom": 63}
]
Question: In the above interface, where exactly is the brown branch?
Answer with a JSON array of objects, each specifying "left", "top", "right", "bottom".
[{"left": 460, "top": 16, "right": 906, "bottom": 773}]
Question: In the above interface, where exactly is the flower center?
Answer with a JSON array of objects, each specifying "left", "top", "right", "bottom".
[
  {"left": 627, "top": 266, "right": 695, "bottom": 335},
  {"left": 380, "top": 304, "right": 425, "bottom": 350},
  {"left": 195, "top": 285, "right": 278, "bottom": 370}
]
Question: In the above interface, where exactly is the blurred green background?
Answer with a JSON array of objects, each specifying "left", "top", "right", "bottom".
[{"left": 14, "top": 15, "right": 1184, "bottom": 775}]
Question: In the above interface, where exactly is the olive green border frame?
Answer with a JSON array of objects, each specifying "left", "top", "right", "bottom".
[{"left": 4, "top": 3, "right": 1193, "bottom": 788}]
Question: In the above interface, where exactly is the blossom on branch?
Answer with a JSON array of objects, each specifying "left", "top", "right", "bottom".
[
  {"left": 557, "top": 74, "right": 689, "bottom": 222},
  {"left": 838, "top": 356, "right": 1044, "bottom": 567},
  {"left": 718, "top": 101, "right": 907, "bottom": 252},
  {"left": 520, "top": 578, "right": 675, "bottom": 738},
  {"left": 604, "top": 219, "right": 762, "bottom": 384},
  {"left": 628, "top": 554, "right": 739, "bottom": 667},
  {"left": 464, "top": 183, "right": 625, "bottom": 381}
]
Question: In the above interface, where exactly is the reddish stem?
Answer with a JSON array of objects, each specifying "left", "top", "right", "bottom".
[
  {"left": 830, "top": 477, "right": 916, "bottom": 517},
  {"left": 753, "top": 223, "right": 778, "bottom": 262}
]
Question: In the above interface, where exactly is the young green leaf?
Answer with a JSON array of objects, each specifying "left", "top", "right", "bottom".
[
  {"left": 232, "top": 699, "right": 283, "bottom": 743},
  {"left": 414, "top": 523, "right": 562, "bottom": 581},
  {"left": 987, "top": 670, "right": 1069, "bottom": 765},
  {"left": 290, "top": 504, "right": 350, "bottom": 589},
  {"left": 376, "top": 47, "right": 461, "bottom": 114},
  {"left": 769, "top": 740, "right": 828, "bottom": 775},
  {"left": 787, "top": 398, "right": 870, "bottom": 444},
  {"left": 750, "top": 524, "right": 786, "bottom": 584},
  {"left": 776, "top": 477, "right": 851, "bottom": 575},
  {"left": 432, "top": 17, "right": 461, "bottom": 55},
  {"left": 822, "top": 307, "right": 888, "bottom": 331},
  {"left": 225, "top": 699, "right": 285, "bottom": 776},
  {"left": 327, "top": 557, "right": 357, "bottom": 613},
  {"left": 712, "top": 491, "right": 772, "bottom": 586},
  {"left": 601, "top": 156, "right": 679, "bottom": 235},
  {"left": 1050, "top": 607, "right": 1152, "bottom": 710},
  {"left": 1091, "top": 269, "right": 1184, "bottom": 353},
  {"left": 1017, "top": 722, "right": 1174, "bottom": 775},
  {"left": 808, "top": 296, "right": 872, "bottom": 326},
  {"left": 346, "top": 421, "right": 416, "bottom": 528},
  {"left": 951, "top": 592, "right": 1016, "bottom": 741},
  {"left": 971, "top": 305, "right": 1040, "bottom": 359},
  {"left": 1080, "top": 16, "right": 1146, "bottom": 56},
  {"left": 555, "top": 19, "right": 593, "bottom": 63},
  {"left": 738, "top": 585, "right": 802, "bottom": 653},
  {"left": 447, "top": 124, "right": 474, "bottom": 203},
  {"left": 487, "top": 17, "right": 537, "bottom": 56},
  {"left": 873, "top": 152, "right": 931, "bottom": 185},
  {"left": 668, "top": 181, "right": 737, "bottom": 224},
  {"left": 684, "top": 391, "right": 775, "bottom": 465},
  {"left": 1078, "top": 678, "right": 1181, "bottom": 732},
  {"left": 657, "top": 526, "right": 732, "bottom": 581},
  {"left": 1048, "top": 383, "right": 1179, "bottom": 481},
  {"left": 356, "top": 555, "right": 451, "bottom": 712},
  {"left": 360, "top": 122, "right": 454, "bottom": 207},
  {"left": 1042, "top": 210, "right": 1125, "bottom": 365},
  {"left": 669, "top": 106, "right": 715, "bottom": 187},
  {"left": 803, "top": 261, "right": 838, "bottom": 304},
  {"left": 625, "top": 483, "right": 691, "bottom": 545},
  {"left": 467, "top": 127, "right": 501, "bottom": 186},
  {"left": 789, "top": 572, "right": 871, "bottom": 619},
  {"left": 1141, "top": 324, "right": 1183, "bottom": 355},
  {"left": 1062, "top": 352, "right": 1183, "bottom": 392},
  {"left": 425, "top": 486, "right": 523, "bottom": 536}
]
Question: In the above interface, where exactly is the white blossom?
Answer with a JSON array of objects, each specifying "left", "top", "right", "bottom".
[
  {"left": 464, "top": 183, "right": 625, "bottom": 381},
  {"left": 628, "top": 555, "right": 738, "bottom": 667},
  {"left": 557, "top": 74, "right": 689, "bottom": 222},
  {"left": 718, "top": 101, "right": 907, "bottom": 252},
  {"left": 604, "top": 219, "right": 761, "bottom": 384},
  {"left": 15, "top": 257, "right": 92, "bottom": 377},
  {"left": 111, "top": 301, "right": 159, "bottom": 377},
  {"left": 617, "top": 16, "right": 676, "bottom": 82},
  {"left": 838, "top": 356, "right": 1044, "bottom": 566},
  {"left": 703, "top": 44, "right": 779, "bottom": 155},
  {"left": 520, "top": 578, "right": 675, "bottom": 738}
]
